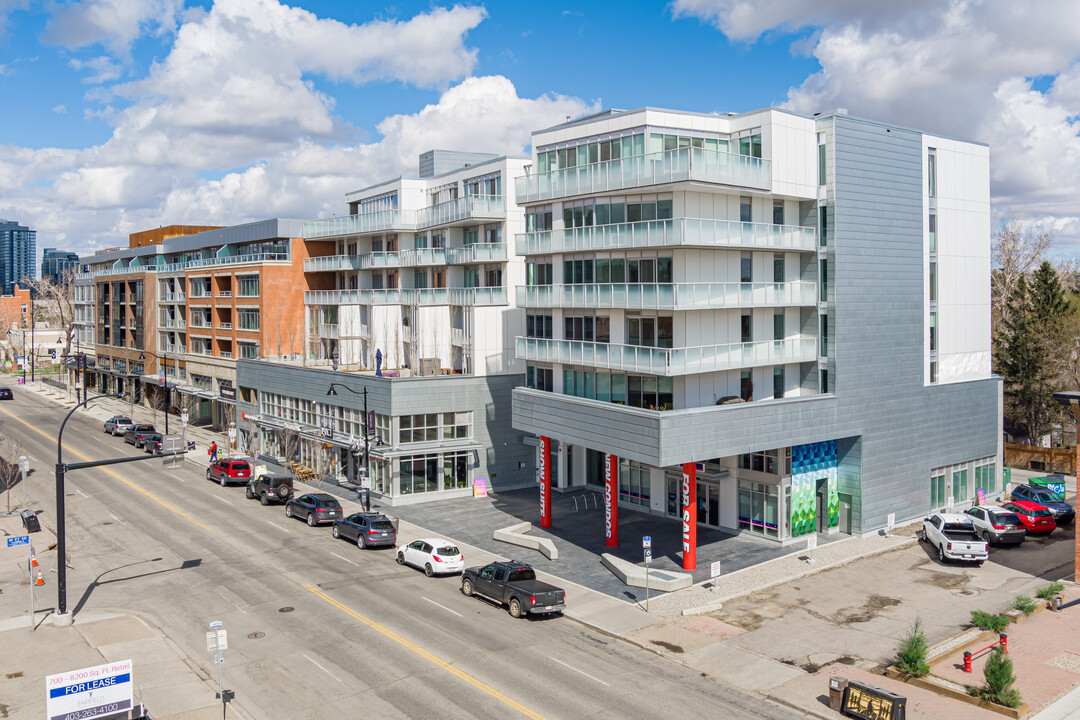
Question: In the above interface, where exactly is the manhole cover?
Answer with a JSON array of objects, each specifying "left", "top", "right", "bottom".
[
  {"left": 102, "top": 522, "right": 114, "bottom": 526},
  {"left": 247, "top": 631, "right": 265, "bottom": 640},
  {"left": 278, "top": 607, "right": 294, "bottom": 613}
]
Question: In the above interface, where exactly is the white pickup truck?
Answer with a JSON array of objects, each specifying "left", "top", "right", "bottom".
[{"left": 921, "top": 513, "right": 988, "bottom": 564}]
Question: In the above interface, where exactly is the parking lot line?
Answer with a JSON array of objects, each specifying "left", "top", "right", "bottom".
[
  {"left": 266, "top": 520, "right": 290, "bottom": 533},
  {"left": 304, "top": 584, "right": 547, "bottom": 720},
  {"left": 329, "top": 551, "right": 359, "bottom": 567},
  {"left": 214, "top": 495, "right": 232, "bottom": 505},
  {"left": 422, "top": 596, "right": 463, "bottom": 617}
]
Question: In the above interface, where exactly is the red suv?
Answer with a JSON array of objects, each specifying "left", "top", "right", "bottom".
[
  {"left": 1001, "top": 501, "right": 1057, "bottom": 534},
  {"left": 206, "top": 459, "right": 252, "bottom": 487}
]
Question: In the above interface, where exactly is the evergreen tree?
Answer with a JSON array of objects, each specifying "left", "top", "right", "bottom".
[
  {"left": 1030, "top": 261, "right": 1069, "bottom": 325},
  {"left": 995, "top": 275, "right": 1052, "bottom": 442}
]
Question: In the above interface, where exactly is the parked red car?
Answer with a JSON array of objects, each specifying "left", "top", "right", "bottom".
[
  {"left": 1001, "top": 501, "right": 1057, "bottom": 533},
  {"left": 206, "top": 459, "right": 252, "bottom": 487}
]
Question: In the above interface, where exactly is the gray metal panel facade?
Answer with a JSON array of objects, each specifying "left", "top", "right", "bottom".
[
  {"left": 236, "top": 361, "right": 534, "bottom": 491},
  {"left": 512, "top": 114, "right": 1000, "bottom": 532}
]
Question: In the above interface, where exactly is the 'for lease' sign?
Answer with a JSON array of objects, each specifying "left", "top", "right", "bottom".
[{"left": 46, "top": 659, "right": 132, "bottom": 720}]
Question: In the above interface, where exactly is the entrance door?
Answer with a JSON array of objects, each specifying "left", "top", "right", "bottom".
[
  {"left": 816, "top": 478, "right": 828, "bottom": 533},
  {"left": 666, "top": 472, "right": 680, "bottom": 517},
  {"left": 696, "top": 483, "right": 721, "bottom": 528}
]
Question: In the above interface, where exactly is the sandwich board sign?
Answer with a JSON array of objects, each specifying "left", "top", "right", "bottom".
[{"left": 46, "top": 659, "right": 132, "bottom": 720}]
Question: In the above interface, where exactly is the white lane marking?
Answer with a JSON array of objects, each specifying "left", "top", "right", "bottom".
[
  {"left": 302, "top": 654, "right": 342, "bottom": 683},
  {"left": 266, "top": 521, "right": 290, "bottom": 533},
  {"left": 547, "top": 656, "right": 610, "bottom": 686},
  {"left": 74, "top": 488, "right": 89, "bottom": 499},
  {"left": 27, "top": 455, "right": 36, "bottom": 462},
  {"left": 329, "top": 551, "right": 359, "bottom": 567},
  {"left": 214, "top": 495, "right": 232, "bottom": 505},
  {"left": 219, "top": 591, "right": 248, "bottom": 614},
  {"left": 422, "top": 596, "right": 463, "bottom": 618},
  {"left": 109, "top": 513, "right": 125, "bottom": 525},
  {"left": 168, "top": 473, "right": 186, "bottom": 483}
]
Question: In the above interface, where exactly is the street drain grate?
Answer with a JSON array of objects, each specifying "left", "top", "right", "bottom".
[
  {"left": 7, "top": 671, "right": 23, "bottom": 679},
  {"left": 247, "top": 631, "right": 265, "bottom": 640},
  {"left": 278, "top": 607, "right": 294, "bottom": 613}
]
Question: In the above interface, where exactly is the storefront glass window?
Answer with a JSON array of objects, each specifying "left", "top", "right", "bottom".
[{"left": 738, "top": 480, "right": 779, "bottom": 537}]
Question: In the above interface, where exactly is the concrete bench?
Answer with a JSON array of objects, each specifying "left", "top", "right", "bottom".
[
  {"left": 601, "top": 553, "right": 693, "bottom": 592},
  {"left": 493, "top": 522, "right": 558, "bottom": 561}
]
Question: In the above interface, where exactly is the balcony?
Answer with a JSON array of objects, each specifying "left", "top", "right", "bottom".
[
  {"left": 415, "top": 196, "right": 505, "bottom": 229},
  {"left": 216, "top": 291, "right": 232, "bottom": 298},
  {"left": 218, "top": 322, "right": 233, "bottom": 330},
  {"left": 517, "top": 336, "right": 816, "bottom": 376},
  {"left": 304, "top": 255, "right": 364, "bottom": 273},
  {"left": 304, "top": 287, "right": 508, "bottom": 307},
  {"left": 219, "top": 351, "right": 233, "bottom": 359},
  {"left": 159, "top": 292, "right": 186, "bottom": 302},
  {"left": 159, "top": 319, "right": 186, "bottom": 330},
  {"left": 316, "top": 324, "right": 339, "bottom": 339},
  {"left": 447, "top": 242, "right": 508, "bottom": 264},
  {"left": 185, "top": 253, "right": 289, "bottom": 269},
  {"left": 516, "top": 219, "right": 816, "bottom": 255},
  {"left": 517, "top": 281, "right": 816, "bottom": 310},
  {"left": 304, "top": 210, "right": 417, "bottom": 239},
  {"left": 189, "top": 320, "right": 212, "bottom": 329},
  {"left": 515, "top": 148, "right": 770, "bottom": 204},
  {"left": 451, "top": 328, "right": 465, "bottom": 346}
]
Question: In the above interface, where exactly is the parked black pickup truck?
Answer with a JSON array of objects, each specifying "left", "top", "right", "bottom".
[{"left": 460, "top": 561, "right": 565, "bottom": 618}]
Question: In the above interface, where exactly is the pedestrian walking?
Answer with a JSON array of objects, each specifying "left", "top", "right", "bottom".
[{"left": 209, "top": 441, "right": 218, "bottom": 462}]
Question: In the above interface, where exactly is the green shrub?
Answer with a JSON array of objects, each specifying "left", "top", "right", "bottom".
[
  {"left": 968, "top": 646, "right": 1023, "bottom": 708},
  {"left": 1012, "top": 595, "right": 1038, "bottom": 616},
  {"left": 1035, "top": 581, "right": 1065, "bottom": 600},
  {"left": 970, "top": 610, "right": 1010, "bottom": 633},
  {"left": 895, "top": 617, "right": 930, "bottom": 677}
]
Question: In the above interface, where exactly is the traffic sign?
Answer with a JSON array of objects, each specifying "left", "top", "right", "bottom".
[
  {"left": 806, "top": 535, "right": 818, "bottom": 551},
  {"left": 644, "top": 548, "right": 652, "bottom": 564},
  {"left": 46, "top": 659, "right": 133, "bottom": 720},
  {"left": 6, "top": 535, "right": 28, "bottom": 548},
  {"left": 642, "top": 536, "right": 651, "bottom": 549},
  {"left": 710, "top": 560, "right": 722, "bottom": 578},
  {"left": 206, "top": 629, "right": 228, "bottom": 652}
]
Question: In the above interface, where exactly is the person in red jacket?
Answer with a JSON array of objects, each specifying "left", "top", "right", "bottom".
[{"left": 208, "top": 441, "right": 218, "bottom": 462}]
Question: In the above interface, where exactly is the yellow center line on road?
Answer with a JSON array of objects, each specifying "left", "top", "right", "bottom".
[
  {"left": 0, "top": 405, "right": 212, "bottom": 533},
  {"left": 302, "top": 584, "right": 547, "bottom": 720}
]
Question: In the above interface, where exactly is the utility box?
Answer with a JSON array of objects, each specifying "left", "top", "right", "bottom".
[
  {"left": 22, "top": 509, "right": 41, "bottom": 533},
  {"left": 829, "top": 676, "right": 849, "bottom": 712}
]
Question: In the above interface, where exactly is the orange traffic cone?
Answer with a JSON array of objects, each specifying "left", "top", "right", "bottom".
[
  {"left": 30, "top": 553, "right": 38, "bottom": 568},
  {"left": 35, "top": 570, "right": 44, "bottom": 586}
]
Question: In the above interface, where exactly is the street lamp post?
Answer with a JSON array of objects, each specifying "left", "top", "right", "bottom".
[
  {"left": 326, "top": 383, "right": 377, "bottom": 511},
  {"left": 30, "top": 294, "right": 34, "bottom": 383}
]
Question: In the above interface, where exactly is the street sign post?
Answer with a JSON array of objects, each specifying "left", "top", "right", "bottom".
[
  {"left": 711, "top": 560, "right": 722, "bottom": 592},
  {"left": 207, "top": 622, "right": 233, "bottom": 719},
  {"left": 46, "top": 659, "right": 133, "bottom": 720},
  {"left": 163, "top": 436, "right": 184, "bottom": 469},
  {"left": 181, "top": 410, "right": 189, "bottom": 427},
  {"left": 807, "top": 534, "right": 818, "bottom": 564},
  {"left": 886, "top": 513, "right": 896, "bottom": 536},
  {"left": 6, "top": 535, "right": 28, "bottom": 547},
  {"left": 642, "top": 536, "right": 653, "bottom": 612}
]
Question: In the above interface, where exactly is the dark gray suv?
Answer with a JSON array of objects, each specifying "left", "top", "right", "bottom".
[{"left": 333, "top": 512, "right": 397, "bottom": 549}]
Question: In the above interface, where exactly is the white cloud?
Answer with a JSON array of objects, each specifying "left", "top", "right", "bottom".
[
  {"left": 69, "top": 55, "right": 125, "bottom": 83},
  {"left": 52, "top": 104, "right": 68, "bottom": 113},
  {"left": 675, "top": 0, "right": 1080, "bottom": 252},
  {"left": 43, "top": 0, "right": 184, "bottom": 55}
]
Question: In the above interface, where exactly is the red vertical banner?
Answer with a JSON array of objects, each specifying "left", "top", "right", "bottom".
[
  {"left": 682, "top": 462, "right": 697, "bottom": 570},
  {"left": 539, "top": 436, "right": 552, "bottom": 528},
  {"left": 604, "top": 454, "right": 619, "bottom": 547}
]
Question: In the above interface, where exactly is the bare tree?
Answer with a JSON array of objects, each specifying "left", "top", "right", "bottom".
[
  {"left": 221, "top": 403, "right": 236, "bottom": 458},
  {"left": 277, "top": 425, "right": 300, "bottom": 465},
  {"left": 27, "top": 270, "right": 76, "bottom": 362},
  {"left": 992, "top": 220, "right": 1053, "bottom": 325},
  {"left": 0, "top": 422, "right": 25, "bottom": 514}
]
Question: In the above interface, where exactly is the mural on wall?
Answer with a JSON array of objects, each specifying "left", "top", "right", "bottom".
[{"left": 790, "top": 440, "right": 839, "bottom": 536}]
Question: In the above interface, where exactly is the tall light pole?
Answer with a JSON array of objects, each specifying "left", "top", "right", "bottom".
[
  {"left": 30, "top": 293, "right": 34, "bottom": 383},
  {"left": 326, "top": 382, "right": 378, "bottom": 511}
]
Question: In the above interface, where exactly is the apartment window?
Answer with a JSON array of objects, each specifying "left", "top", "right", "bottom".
[
  {"left": 928, "top": 149, "right": 937, "bottom": 198},
  {"left": 928, "top": 212, "right": 937, "bottom": 252},
  {"left": 773, "top": 312, "right": 784, "bottom": 341},
  {"left": 526, "top": 365, "right": 553, "bottom": 392},
  {"left": 819, "top": 259, "right": 828, "bottom": 302},
  {"left": 738, "top": 480, "right": 779, "bottom": 538},
  {"left": 414, "top": 270, "right": 428, "bottom": 289},
  {"left": 820, "top": 369, "right": 829, "bottom": 393},
  {"left": 773, "top": 254, "right": 784, "bottom": 283},
  {"left": 740, "top": 196, "right": 752, "bottom": 223},
  {"left": 953, "top": 468, "right": 968, "bottom": 502},
  {"left": 741, "top": 314, "right": 752, "bottom": 343},
  {"left": 930, "top": 360, "right": 938, "bottom": 384},
  {"left": 773, "top": 201, "right": 784, "bottom": 225},
  {"left": 237, "top": 275, "right": 259, "bottom": 297},
  {"left": 930, "top": 312, "right": 938, "bottom": 353},
  {"left": 819, "top": 206, "right": 828, "bottom": 246},
  {"left": 740, "top": 253, "right": 752, "bottom": 283},
  {"left": 930, "top": 473, "right": 945, "bottom": 508},
  {"left": 238, "top": 309, "right": 259, "bottom": 331},
  {"left": 432, "top": 270, "right": 446, "bottom": 289},
  {"left": 820, "top": 314, "right": 828, "bottom": 357},
  {"left": 929, "top": 261, "right": 937, "bottom": 303},
  {"left": 442, "top": 412, "right": 472, "bottom": 440},
  {"left": 625, "top": 316, "right": 672, "bottom": 348},
  {"left": 463, "top": 267, "right": 479, "bottom": 288},
  {"left": 738, "top": 134, "right": 762, "bottom": 158},
  {"left": 484, "top": 268, "right": 502, "bottom": 287},
  {"left": 484, "top": 226, "right": 501, "bottom": 244},
  {"left": 526, "top": 314, "right": 553, "bottom": 339},
  {"left": 740, "top": 371, "right": 753, "bottom": 401},
  {"left": 431, "top": 233, "right": 446, "bottom": 249},
  {"left": 399, "top": 414, "right": 439, "bottom": 444},
  {"left": 773, "top": 367, "right": 784, "bottom": 399},
  {"left": 618, "top": 458, "right": 651, "bottom": 507},
  {"left": 526, "top": 210, "right": 553, "bottom": 232},
  {"left": 386, "top": 271, "right": 398, "bottom": 289},
  {"left": 239, "top": 341, "right": 258, "bottom": 359},
  {"left": 818, "top": 136, "right": 827, "bottom": 185},
  {"left": 527, "top": 262, "right": 552, "bottom": 285}
]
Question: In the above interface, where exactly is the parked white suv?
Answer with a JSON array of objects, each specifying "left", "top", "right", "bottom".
[
  {"left": 921, "top": 513, "right": 988, "bottom": 564},
  {"left": 964, "top": 505, "right": 1026, "bottom": 545}
]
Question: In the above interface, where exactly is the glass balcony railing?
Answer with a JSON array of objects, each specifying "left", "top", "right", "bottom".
[
  {"left": 415, "top": 196, "right": 505, "bottom": 229},
  {"left": 517, "top": 281, "right": 816, "bottom": 310},
  {"left": 186, "top": 253, "right": 289, "bottom": 269},
  {"left": 516, "top": 219, "right": 816, "bottom": 255},
  {"left": 447, "top": 242, "right": 508, "bottom": 264},
  {"left": 304, "top": 210, "right": 418, "bottom": 238},
  {"left": 304, "top": 255, "right": 364, "bottom": 272},
  {"left": 516, "top": 336, "right": 817, "bottom": 376},
  {"left": 515, "top": 148, "right": 770, "bottom": 204},
  {"left": 304, "top": 287, "right": 507, "bottom": 306}
]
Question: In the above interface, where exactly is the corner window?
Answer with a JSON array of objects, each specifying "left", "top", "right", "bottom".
[{"left": 928, "top": 149, "right": 937, "bottom": 198}]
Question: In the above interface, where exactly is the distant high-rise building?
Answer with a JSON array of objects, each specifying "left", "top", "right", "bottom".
[
  {"left": 41, "top": 247, "right": 80, "bottom": 283},
  {"left": 0, "top": 219, "right": 36, "bottom": 295}
]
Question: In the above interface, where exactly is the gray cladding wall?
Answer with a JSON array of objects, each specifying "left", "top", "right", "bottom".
[
  {"left": 236, "top": 361, "right": 534, "bottom": 492},
  {"left": 513, "top": 114, "right": 1000, "bottom": 533}
]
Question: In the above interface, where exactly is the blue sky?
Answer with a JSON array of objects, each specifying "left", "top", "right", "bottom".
[{"left": 1, "top": 1, "right": 1079, "bottom": 258}]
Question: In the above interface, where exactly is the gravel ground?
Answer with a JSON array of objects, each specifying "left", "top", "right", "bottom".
[{"left": 647, "top": 528, "right": 916, "bottom": 617}]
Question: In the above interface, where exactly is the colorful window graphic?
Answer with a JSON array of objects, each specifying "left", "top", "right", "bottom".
[{"left": 790, "top": 440, "right": 838, "bottom": 537}]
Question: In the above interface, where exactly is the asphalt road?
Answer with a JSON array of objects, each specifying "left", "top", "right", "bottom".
[{"left": 1, "top": 389, "right": 803, "bottom": 720}]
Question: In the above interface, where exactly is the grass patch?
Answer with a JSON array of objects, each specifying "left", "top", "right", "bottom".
[
  {"left": 970, "top": 610, "right": 1010, "bottom": 633},
  {"left": 895, "top": 617, "right": 930, "bottom": 677},
  {"left": 1035, "top": 581, "right": 1065, "bottom": 600},
  {"left": 1012, "top": 595, "right": 1038, "bottom": 616}
]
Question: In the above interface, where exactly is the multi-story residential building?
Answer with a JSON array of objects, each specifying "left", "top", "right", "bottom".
[
  {"left": 236, "top": 150, "right": 533, "bottom": 504},
  {"left": 76, "top": 220, "right": 324, "bottom": 429},
  {"left": 41, "top": 248, "right": 81, "bottom": 283},
  {"left": 510, "top": 107, "right": 1000, "bottom": 566},
  {"left": 0, "top": 219, "right": 36, "bottom": 295}
]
